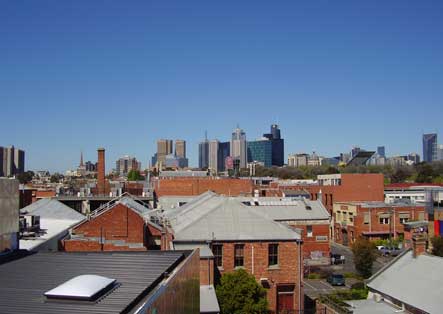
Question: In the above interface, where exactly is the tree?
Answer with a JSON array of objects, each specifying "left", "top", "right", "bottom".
[
  {"left": 216, "top": 268, "right": 268, "bottom": 314},
  {"left": 431, "top": 236, "right": 443, "bottom": 257},
  {"left": 127, "top": 169, "right": 142, "bottom": 181},
  {"left": 17, "top": 171, "right": 34, "bottom": 184},
  {"left": 50, "top": 173, "right": 63, "bottom": 183},
  {"left": 351, "top": 238, "right": 377, "bottom": 279}
]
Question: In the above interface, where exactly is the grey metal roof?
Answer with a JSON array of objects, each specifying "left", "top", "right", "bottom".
[
  {"left": 367, "top": 250, "right": 443, "bottom": 314},
  {"left": 200, "top": 285, "right": 220, "bottom": 313},
  {"left": 336, "top": 201, "right": 422, "bottom": 208},
  {"left": 157, "top": 195, "right": 197, "bottom": 210},
  {"left": 165, "top": 192, "right": 301, "bottom": 241},
  {"left": 345, "top": 299, "right": 402, "bottom": 314},
  {"left": 118, "top": 196, "right": 151, "bottom": 216},
  {"left": 173, "top": 242, "right": 214, "bottom": 258},
  {"left": 243, "top": 198, "right": 330, "bottom": 221},
  {"left": 0, "top": 251, "right": 185, "bottom": 314},
  {"left": 21, "top": 198, "right": 85, "bottom": 221}
]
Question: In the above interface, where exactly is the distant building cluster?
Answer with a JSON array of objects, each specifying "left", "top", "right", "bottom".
[
  {"left": 0, "top": 145, "right": 25, "bottom": 177},
  {"left": 423, "top": 133, "right": 443, "bottom": 163},
  {"left": 198, "top": 124, "right": 284, "bottom": 174},
  {"left": 152, "top": 139, "right": 189, "bottom": 170},
  {"left": 115, "top": 155, "right": 141, "bottom": 176}
]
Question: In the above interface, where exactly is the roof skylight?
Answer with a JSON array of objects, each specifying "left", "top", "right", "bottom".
[{"left": 44, "top": 274, "right": 116, "bottom": 301}]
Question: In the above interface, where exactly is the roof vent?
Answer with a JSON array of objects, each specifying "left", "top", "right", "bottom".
[
  {"left": 305, "top": 205, "right": 312, "bottom": 210},
  {"left": 44, "top": 274, "right": 117, "bottom": 301}
]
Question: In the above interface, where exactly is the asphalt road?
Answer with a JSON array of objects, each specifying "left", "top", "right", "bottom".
[
  {"left": 330, "top": 242, "right": 388, "bottom": 273},
  {"left": 303, "top": 277, "right": 359, "bottom": 299}
]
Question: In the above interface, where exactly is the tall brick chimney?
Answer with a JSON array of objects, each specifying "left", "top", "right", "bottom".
[
  {"left": 97, "top": 148, "right": 105, "bottom": 195},
  {"left": 412, "top": 235, "right": 427, "bottom": 258}
]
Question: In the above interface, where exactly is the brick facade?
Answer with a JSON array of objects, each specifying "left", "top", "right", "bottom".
[
  {"left": 154, "top": 177, "right": 254, "bottom": 197},
  {"left": 62, "top": 203, "right": 162, "bottom": 251},
  {"left": 210, "top": 241, "right": 303, "bottom": 313},
  {"left": 333, "top": 202, "right": 427, "bottom": 246}
]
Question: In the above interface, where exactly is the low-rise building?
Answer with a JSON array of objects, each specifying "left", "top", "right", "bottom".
[
  {"left": 158, "top": 192, "right": 304, "bottom": 314},
  {"left": 62, "top": 195, "right": 161, "bottom": 252},
  {"left": 20, "top": 198, "right": 85, "bottom": 251},
  {"left": 332, "top": 201, "right": 426, "bottom": 245}
]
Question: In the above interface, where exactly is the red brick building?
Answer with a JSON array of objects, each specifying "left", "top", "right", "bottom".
[
  {"left": 332, "top": 201, "right": 427, "bottom": 246},
  {"left": 62, "top": 196, "right": 162, "bottom": 251},
  {"left": 161, "top": 192, "right": 304, "bottom": 314},
  {"left": 154, "top": 177, "right": 254, "bottom": 198},
  {"left": 269, "top": 173, "right": 385, "bottom": 214}
]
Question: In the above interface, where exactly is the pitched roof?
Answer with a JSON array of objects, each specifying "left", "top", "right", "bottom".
[
  {"left": 0, "top": 251, "right": 186, "bottom": 314},
  {"left": 242, "top": 198, "right": 330, "bottom": 221},
  {"left": 367, "top": 250, "right": 443, "bottom": 313},
  {"left": 164, "top": 192, "right": 301, "bottom": 242},
  {"left": 21, "top": 198, "right": 85, "bottom": 221}
]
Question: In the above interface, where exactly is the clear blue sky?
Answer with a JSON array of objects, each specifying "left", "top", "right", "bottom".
[{"left": 1, "top": 1, "right": 442, "bottom": 172}]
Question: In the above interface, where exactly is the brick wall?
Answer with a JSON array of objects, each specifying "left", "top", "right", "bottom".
[
  {"left": 200, "top": 258, "right": 215, "bottom": 285},
  {"left": 63, "top": 203, "right": 152, "bottom": 251},
  {"left": 154, "top": 178, "right": 254, "bottom": 197},
  {"left": 213, "top": 241, "right": 303, "bottom": 313},
  {"left": 334, "top": 204, "right": 426, "bottom": 245}
]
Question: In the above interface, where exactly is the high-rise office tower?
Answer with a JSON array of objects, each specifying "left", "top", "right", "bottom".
[
  {"left": 263, "top": 124, "right": 284, "bottom": 166},
  {"left": 208, "top": 140, "right": 219, "bottom": 173},
  {"left": 377, "top": 146, "right": 386, "bottom": 158},
  {"left": 199, "top": 139, "right": 209, "bottom": 169},
  {"left": 247, "top": 139, "right": 273, "bottom": 167},
  {"left": 218, "top": 142, "right": 230, "bottom": 172},
  {"left": 156, "top": 139, "right": 173, "bottom": 165},
  {"left": 437, "top": 145, "right": 443, "bottom": 161},
  {"left": 230, "top": 127, "right": 247, "bottom": 168},
  {"left": 175, "top": 140, "right": 186, "bottom": 158},
  {"left": 423, "top": 133, "right": 438, "bottom": 162}
]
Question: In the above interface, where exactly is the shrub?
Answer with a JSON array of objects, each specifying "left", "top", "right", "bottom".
[
  {"left": 350, "top": 282, "right": 366, "bottom": 290},
  {"left": 351, "top": 238, "right": 377, "bottom": 279},
  {"left": 307, "top": 273, "right": 322, "bottom": 279}
]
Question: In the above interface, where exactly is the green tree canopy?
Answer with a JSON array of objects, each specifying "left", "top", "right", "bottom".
[
  {"left": 127, "top": 169, "right": 142, "bottom": 181},
  {"left": 351, "top": 238, "right": 377, "bottom": 279},
  {"left": 216, "top": 268, "right": 268, "bottom": 314},
  {"left": 17, "top": 171, "right": 34, "bottom": 184}
]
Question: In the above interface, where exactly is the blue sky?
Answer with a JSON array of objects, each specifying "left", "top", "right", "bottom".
[{"left": 1, "top": 1, "right": 442, "bottom": 172}]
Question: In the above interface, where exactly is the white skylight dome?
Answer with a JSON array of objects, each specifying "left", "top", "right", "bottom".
[{"left": 44, "top": 274, "right": 116, "bottom": 301}]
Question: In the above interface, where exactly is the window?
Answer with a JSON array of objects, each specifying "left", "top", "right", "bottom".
[
  {"left": 349, "top": 213, "right": 353, "bottom": 223},
  {"left": 379, "top": 217, "right": 390, "bottom": 225},
  {"left": 268, "top": 244, "right": 278, "bottom": 266},
  {"left": 212, "top": 244, "right": 223, "bottom": 267},
  {"left": 363, "top": 212, "right": 370, "bottom": 224},
  {"left": 307, "top": 225, "right": 313, "bottom": 237},
  {"left": 418, "top": 212, "right": 425, "bottom": 221},
  {"left": 400, "top": 217, "right": 409, "bottom": 224},
  {"left": 234, "top": 244, "right": 244, "bottom": 267}
]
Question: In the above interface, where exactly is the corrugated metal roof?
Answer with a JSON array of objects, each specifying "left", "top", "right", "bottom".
[
  {"left": 367, "top": 251, "right": 443, "bottom": 313},
  {"left": 0, "top": 251, "right": 185, "bottom": 314},
  {"left": 21, "top": 198, "right": 85, "bottom": 221},
  {"left": 118, "top": 196, "right": 151, "bottom": 216},
  {"left": 164, "top": 192, "right": 301, "bottom": 241}
]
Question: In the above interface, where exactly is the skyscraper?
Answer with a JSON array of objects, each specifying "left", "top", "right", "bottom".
[
  {"left": 115, "top": 155, "right": 141, "bottom": 176},
  {"left": 423, "top": 133, "right": 438, "bottom": 162},
  {"left": 218, "top": 142, "right": 230, "bottom": 172},
  {"left": 156, "top": 139, "right": 173, "bottom": 166},
  {"left": 263, "top": 124, "right": 284, "bottom": 166},
  {"left": 377, "top": 146, "right": 386, "bottom": 158},
  {"left": 208, "top": 140, "right": 219, "bottom": 173},
  {"left": 230, "top": 127, "right": 247, "bottom": 168},
  {"left": 199, "top": 139, "right": 209, "bottom": 169},
  {"left": 247, "top": 139, "right": 273, "bottom": 167},
  {"left": 175, "top": 140, "right": 186, "bottom": 158}
]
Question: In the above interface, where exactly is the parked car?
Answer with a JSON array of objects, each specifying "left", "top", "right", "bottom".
[
  {"left": 377, "top": 246, "right": 402, "bottom": 256},
  {"left": 327, "top": 274, "right": 346, "bottom": 286}
]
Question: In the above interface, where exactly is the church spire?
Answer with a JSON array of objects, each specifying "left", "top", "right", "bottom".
[{"left": 80, "top": 151, "right": 84, "bottom": 167}]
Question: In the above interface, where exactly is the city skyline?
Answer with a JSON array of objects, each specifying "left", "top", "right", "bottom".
[{"left": 2, "top": 1, "right": 443, "bottom": 172}]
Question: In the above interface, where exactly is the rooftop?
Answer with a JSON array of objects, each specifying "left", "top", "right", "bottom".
[
  {"left": 0, "top": 251, "right": 186, "bottom": 314},
  {"left": 367, "top": 250, "right": 443, "bottom": 313},
  {"left": 163, "top": 192, "right": 301, "bottom": 242},
  {"left": 21, "top": 198, "right": 85, "bottom": 221}
]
